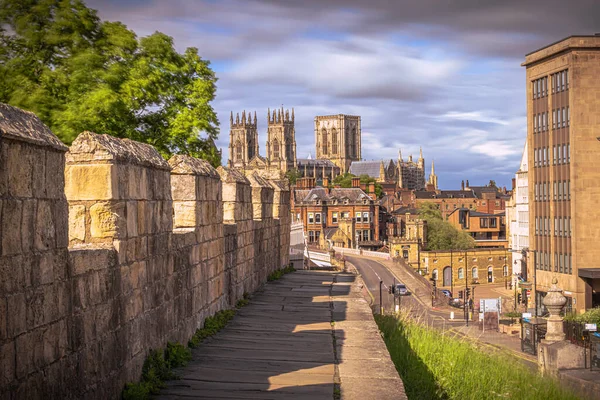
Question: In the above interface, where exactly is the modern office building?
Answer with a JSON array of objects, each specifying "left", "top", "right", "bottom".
[{"left": 522, "top": 35, "right": 600, "bottom": 312}]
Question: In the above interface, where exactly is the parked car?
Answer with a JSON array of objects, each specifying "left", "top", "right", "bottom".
[
  {"left": 395, "top": 283, "right": 408, "bottom": 296},
  {"left": 440, "top": 289, "right": 452, "bottom": 298}
]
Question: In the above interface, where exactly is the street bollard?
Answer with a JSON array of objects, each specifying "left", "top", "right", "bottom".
[
  {"left": 395, "top": 304, "right": 399, "bottom": 313},
  {"left": 450, "top": 311, "right": 455, "bottom": 320}
]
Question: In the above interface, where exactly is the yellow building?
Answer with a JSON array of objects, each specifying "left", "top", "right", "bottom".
[{"left": 523, "top": 35, "right": 600, "bottom": 312}]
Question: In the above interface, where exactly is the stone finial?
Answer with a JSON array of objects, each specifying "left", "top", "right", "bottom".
[{"left": 542, "top": 277, "right": 568, "bottom": 342}]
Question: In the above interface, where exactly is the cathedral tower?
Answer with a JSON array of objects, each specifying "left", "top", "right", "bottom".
[
  {"left": 266, "top": 106, "right": 296, "bottom": 173},
  {"left": 428, "top": 160, "right": 438, "bottom": 190},
  {"left": 228, "top": 110, "right": 258, "bottom": 168},
  {"left": 314, "top": 114, "right": 361, "bottom": 173}
]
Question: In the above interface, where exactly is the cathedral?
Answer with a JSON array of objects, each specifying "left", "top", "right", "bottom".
[{"left": 227, "top": 108, "right": 437, "bottom": 190}]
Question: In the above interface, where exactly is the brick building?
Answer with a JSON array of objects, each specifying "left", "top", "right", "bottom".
[
  {"left": 523, "top": 34, "right": 600, "bottom": 312},
  {"left": 447, "top": 208, "right": 507, "bottom": 249},
  {"left": 292, "top": 178, "right": 380, "bottom": 249}
]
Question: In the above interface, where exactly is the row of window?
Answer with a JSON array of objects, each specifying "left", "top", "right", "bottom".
[
  {"left": 532, "top": 70, "right": 569, "bottom": 99},
  {"left": 534, "top": 216, "right": 571, "bottom": 237},
  {"left": 533, "top": 144, "right": 570, "bottom": 167},
  {"left": 307, "top": 212, "right": 371, "bottom": 224},
  {"left": 533, "top": 107, "right": 570, "bottom": 133},
  {"left": 455, "top": 266, "right": 508, "bottom": 280},
  {"left": 535, "top": 251, "right": 572, "bottom": 275},
  {"left": 534, "top": 180, "right": 571, "bottom": 201}
]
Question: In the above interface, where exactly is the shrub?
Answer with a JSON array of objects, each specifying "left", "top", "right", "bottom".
[
  {"left": 564, "top": 307, "right": 600, "bottom": 325},
  {"left": 189, "top": 309, "right": 236, "bottom": 348}
]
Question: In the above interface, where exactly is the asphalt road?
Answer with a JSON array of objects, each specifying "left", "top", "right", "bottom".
[{"left": 346, "top": 255, "right": 465, "bottom": 327}]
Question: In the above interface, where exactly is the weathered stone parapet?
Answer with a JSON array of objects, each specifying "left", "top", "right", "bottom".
[
  {"left": 169, "top": 155, "right": 222, "bottom": 230},
  {"left": 247, "top": 173, "right": 274, "bottom": 221},
  {"left": 0, "top": 104, "right": 70, "bottom": 399},
  {"left": 65, "top": 132, "right": 172, "bottom": 245}
]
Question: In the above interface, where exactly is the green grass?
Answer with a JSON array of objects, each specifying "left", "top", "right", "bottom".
[
  {"left": 188, "top": 309, "right": 236, "bottom": 348},
  {"left": 236, "top": 292, "right": 250, "bottom": 309},
  {"left": 375, "top": 314, "right": 582, "bottom": 400},
  {"left": 267, "top": 264, "right": 296, "bottom": 281}
]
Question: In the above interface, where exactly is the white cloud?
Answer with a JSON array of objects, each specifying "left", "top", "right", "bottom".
[{"left": 439, "top": 111, "right": 509, "bottom": 126}]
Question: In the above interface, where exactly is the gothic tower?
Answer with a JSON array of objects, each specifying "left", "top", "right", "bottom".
[
  {"left": 266, "top": 106, "right": 296, "bottom": 173},
  {"left": 314, "top": 114, "right": 361, "bottom": 173},
  {"left": 228, "top": 110, "right": 258, "bottom": 168}
]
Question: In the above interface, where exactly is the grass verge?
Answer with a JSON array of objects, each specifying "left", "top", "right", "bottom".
[{"left": 375, "top": 314, "right": 581, "bottom": 400}]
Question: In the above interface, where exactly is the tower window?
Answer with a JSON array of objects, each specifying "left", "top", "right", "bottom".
[
  {"left": 273, "top": 139, "right": 280, "bottom": 159},
  {"left": 332, "top": 128, "right": 338, "bottom": 154},
  {"left": 235, "top": 141, "right": 243, "bottom": 161},
  {"left": 322, "top": 128, "right": 328, "bottom": 154}
]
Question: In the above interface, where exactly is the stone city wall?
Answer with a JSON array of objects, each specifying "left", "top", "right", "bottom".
[{"left": 0, "top": 103, "right": 291, "bottom": 400}]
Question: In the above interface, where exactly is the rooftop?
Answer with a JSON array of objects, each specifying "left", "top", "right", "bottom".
[{"left": 523, "top": 34, "right": 600, "bottom": 66}]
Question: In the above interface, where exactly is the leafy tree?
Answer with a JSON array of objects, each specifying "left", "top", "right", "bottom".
[
  {"left": 330, "top": 172, "right": 383, "bottom": 198},
  {"left": 418, "top": 202, "right": 475, "bottom": 251},
  {"left": 0, "top": 0, "right": 220, "bottom": 166},
  {"left": 488, "top": 180, "right": 497, "bottom": 188},
  {"left": 285, "top": 168, "right": 301, "bottom": 185}
]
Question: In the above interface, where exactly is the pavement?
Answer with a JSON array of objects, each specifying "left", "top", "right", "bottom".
[{"left": 157, "top": 270, "right": 406, "bottom": 400}]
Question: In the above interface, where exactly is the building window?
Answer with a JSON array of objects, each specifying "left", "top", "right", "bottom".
[
  {"left": 331, "top": 128, "right": 338, "bottom": 154},
  {"left": 315, "top": 230, "right": 320, "bottom": 243},
  {"left": 458, "top": 268, "right": 464, "bottom": 279},
  {"left": 480, "top": 218, "right": 488, "bottom": 228},
  {"left": 321, "top": 128, "right": 328, "bottom": 154},
  {"left": 363, "top": 230, "right": 369, "bottom": 241},
  {"left": 309, "top": 231, "right": 314, "bottom": 242},
  {"left": 490, "top": 218, "right": 497, "bottom": 228},
  {"left": 355, "top": 212, "right": 361, "bottom": 223},
  {"left": 332, "top": 212, "right": 338, "bottom": 223},
  {"left": 308, "top": 213, "right": 314, "bottom": 224},
  {"left": 472, "top": 267, "right": 478, "bottom": 279},
  {"left": 363, "top": 212, "right": 369, "bottom": 223},
  {"left": 315, "top": 213, "right": 321, "bottom": 224},
  {"left": 343, "top": 212, "right": 349, "bottom": 218}
]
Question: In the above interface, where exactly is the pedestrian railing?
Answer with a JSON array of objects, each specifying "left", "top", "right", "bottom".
[{"left": 521, "top": 318, "right": 547, "bottom": 356}]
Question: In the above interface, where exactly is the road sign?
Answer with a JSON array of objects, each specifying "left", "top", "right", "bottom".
[
  {"left": 585, "top": 323, "right": 597, "bottom": 332},
  {"left": 480, "top": 298, "right": 499, "bottom": 312},
  {"left": 522, "top": 312, "right": 532, "bottom": 318}
]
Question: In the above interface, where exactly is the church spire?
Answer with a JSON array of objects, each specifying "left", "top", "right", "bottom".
[
  {"left": 419, "top": 146, "right": 424, "bottom": 160},
  {"left": 398, "top": 148, "right": 403, "bottom": 162},
  {"left": 431, "top": 159, "right": 435, "bottom": 175}
]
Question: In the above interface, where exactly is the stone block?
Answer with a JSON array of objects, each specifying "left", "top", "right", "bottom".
[
  {"left": 7, "top": 293, "right": 26, "bottom": 337},
  {"left": 69, "top": 246, "right": 115, "bottom": 276},
  {"left": 21, "top": 199, "right": 35, "bottom": 252},
  {"left": 2, "top": 199, "right": 22, "bottom": 255},
  {"left": 0, "top": 342, "right": 15, "bottom": 387},
  {"left": 173, "top": 201, "right": 198, "bottom": 228},
  {"left": 171, "top": 174, "right": 196, "bottom": 201},
  {"left": 35, "top": 200, "right": 56, "bottom": 251},
  {"left": 45, "top": 150, "right": 65, "bottom": 199},
  {"left": 68, "top": 204, "right": 86, "bottom": 242},
  {"left": 126, "top": 201, "right": 138, "bottom": 238},
  {"left": 15, "top": 328, "right": 44, "bottom": 379},
  {"left": 6, "top": 142, "right": 33, "bottom": 198},
  {"left": 64, "top": 164, "right": 117, "bottom": 201},
  {"left": 128, "top": 166, "right": 148, "bottom": 200},
  {"left": 137, "top": 201, "right": 147, "bottom": 235},
  {"left": 90, "top": 201, "right": 126, "bottom": 239},
  {"left": 54, "top": 200, "right": 69, "bottom": 248}
]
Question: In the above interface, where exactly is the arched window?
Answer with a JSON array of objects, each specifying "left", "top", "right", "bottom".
[
  {"left": 350, "top": 127, "right": 357, "bottom": 157},
  {"left": 472, "top": 267, "right": 478, "bottom": 279},
  {"left": 331, "top": 128, "right": 338, "bottom": 154},
  {"left": 458, "top": 268, "right": 464, "bottom": 279},
  {"left": 322, "top": 128, "right": 328, "bottom": 154},
  {"left": 235, "top": 141, "right": 242, "bottom": 161},
  {"left": 273, "top": 139, "right": 279, "bottom": 159}
]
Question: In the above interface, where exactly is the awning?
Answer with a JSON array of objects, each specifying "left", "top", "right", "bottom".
[{"left": 578, "top": 268, "right": 600, "bottom": 279}]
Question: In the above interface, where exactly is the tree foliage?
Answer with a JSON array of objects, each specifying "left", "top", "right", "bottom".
[
  {"left": 285, "top": 168, "right": 301, "bottom": 185},
  {"left": 331, "top": 172, "right": 383, "bottom": 198},
  {"left": 418, "top": 202, "right": 475, "bottom": 251},
  {"left": 0, "top": 0, "right": 220, "bottom": 166}
]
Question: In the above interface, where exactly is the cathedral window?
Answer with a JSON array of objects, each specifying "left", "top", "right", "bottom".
[
  {"left": 273, "top": 139, "right": 280, "bottom": 159},
  {"left": 322, "top": 128, "right": 328, "bottom": 154},
  {"left": 235, "top": 141, "right": 243, "bottom": 161},
  {"left": 332, "top": 128, "right": 338, "bottom": 154}
]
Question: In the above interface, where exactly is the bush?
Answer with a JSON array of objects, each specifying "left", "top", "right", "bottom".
[
  {"left": 564, "top": 307, "right": 600, "bottom": 325},
  {"left": 375, "top": 314, "right": 580, "bottom": 400}
]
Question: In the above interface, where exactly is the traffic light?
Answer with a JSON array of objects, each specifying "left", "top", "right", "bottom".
[
  {"left": 465, "top": 287, "right": 471, "bottom": 298},
  {"left": 517, "top": 293, "right": 522, "bottom": 303},
  {"left": 458, "top": 290, "right": 463, "bottom": 299}
]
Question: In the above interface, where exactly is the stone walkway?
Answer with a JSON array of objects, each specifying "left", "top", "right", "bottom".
[{"left": 158, "top": 270, "right": 405, "bottom": 400}]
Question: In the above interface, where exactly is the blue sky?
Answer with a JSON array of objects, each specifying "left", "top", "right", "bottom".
[{"left": 88, "top": 0, "right": 600, "bottom": 190}]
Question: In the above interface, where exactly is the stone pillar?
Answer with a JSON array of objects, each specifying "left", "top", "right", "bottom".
[
  {"left": 247, "top": 174, "right": 274, "bottom": 282},
  {"left": 270, "top": 179, "right": 291, "bottom": 270},
  {"left": 542, "top": 277, "right": 567, "bottom": 342}
]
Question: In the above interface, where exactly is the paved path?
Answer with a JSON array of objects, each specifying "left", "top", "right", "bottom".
[{"left": 158, "top": 270, "right": 405, "bottom": 400}]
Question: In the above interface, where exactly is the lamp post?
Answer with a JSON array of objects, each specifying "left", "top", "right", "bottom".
[{"left": 450, "top": 249, "right": 454, "bottom": 295}]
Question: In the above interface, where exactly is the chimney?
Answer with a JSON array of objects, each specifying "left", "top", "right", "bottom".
[
  {"left": 466, "top": 179, "right": 470, "bottom": 188},
  {"left": 351, "top": 177, "right": 361, "bottom": 188},
  {"left": 368, "top": 182, "right": 376, "bottom": 200},
  {"left": 461, "top": 180, "right": 465, "bottom": 191},
  {"left": 511, "top": 178, "right": 516, "bottom": 191}
]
